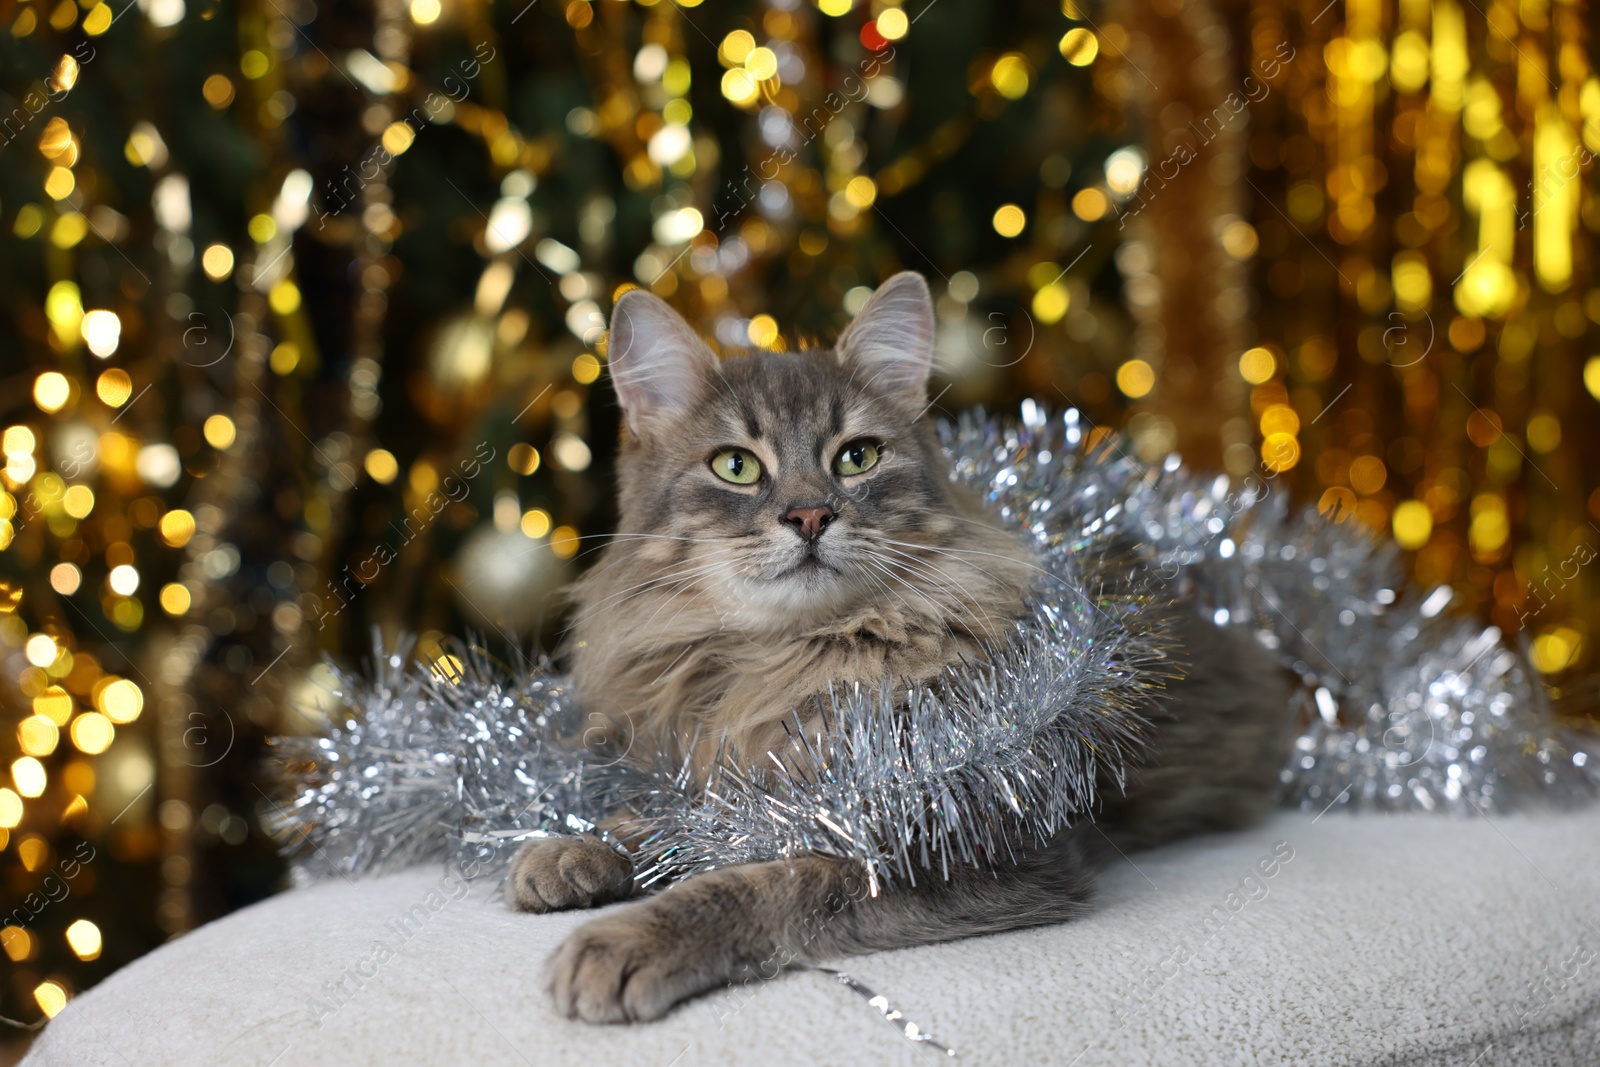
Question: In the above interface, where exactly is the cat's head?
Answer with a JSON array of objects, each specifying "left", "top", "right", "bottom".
[{"left": 601, "top": 272, "right": 972, "bottom": 629}]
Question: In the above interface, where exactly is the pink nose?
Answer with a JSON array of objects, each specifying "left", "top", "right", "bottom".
[{"left": 782, "top": 505, "right": 835, "bottom": 542}]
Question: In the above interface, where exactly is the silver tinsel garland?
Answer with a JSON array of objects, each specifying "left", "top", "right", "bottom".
[{"left": 268, "top": 404, "right": 1596, "bottom": 888}]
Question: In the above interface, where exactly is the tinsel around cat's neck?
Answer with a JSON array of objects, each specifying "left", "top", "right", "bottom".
[{"left": 266, "top": 404, "right": 1597, "bottom": 889}]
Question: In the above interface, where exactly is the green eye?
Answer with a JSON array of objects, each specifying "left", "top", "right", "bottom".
[
  {"left": 710, "top": 448, "right": 762, "bottom": 485},
  {"left": 834, "top": 439, "right": 880, "bottom": 476}
]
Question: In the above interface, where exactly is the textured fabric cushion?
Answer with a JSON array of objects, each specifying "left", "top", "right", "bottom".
[{"left": 24, "top": 808, "right": 1600, "bottom": 1067}]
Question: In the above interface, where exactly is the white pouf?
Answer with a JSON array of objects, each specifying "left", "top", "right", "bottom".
[{"left": 24, "top": 808, "right": 1600, "bottom": 1066}]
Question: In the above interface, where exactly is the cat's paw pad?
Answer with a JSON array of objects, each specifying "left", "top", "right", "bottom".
[
  {"left": 506, "top": 836, "right": 634, "bottom": 913},
  {"left": 547, "top": 906, "right": 712, "bottom": 1023}
]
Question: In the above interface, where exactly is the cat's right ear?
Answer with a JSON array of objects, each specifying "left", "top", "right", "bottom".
[{"left": 606, "top": 289, "right": 717, "bottom": 436}]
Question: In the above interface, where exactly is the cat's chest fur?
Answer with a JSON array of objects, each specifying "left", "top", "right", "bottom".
[{"left": 566, "top": 532, "right": 1033, "bottom": 768}]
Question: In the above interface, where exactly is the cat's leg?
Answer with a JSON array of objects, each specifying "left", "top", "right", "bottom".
[
  {"left": 505, "top": 836, "right": 636, "bottom": 913},
  {"left": 546, "top": 828, "right": 1099, "bottom": 1022}
]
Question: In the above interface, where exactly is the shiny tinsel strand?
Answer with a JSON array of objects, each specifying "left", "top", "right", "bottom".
[
  {"left": 270, "top": 405, "right": 1597, "bottom": 887},
  {"left": 264, "top": 636, "right": 459, "bottom": 885},
  {"left": 943, "top": 403, "right": 1596, "bottom": 814},
  {"left": 616, "top": 563, "right": 1166, "bottom": 892}
]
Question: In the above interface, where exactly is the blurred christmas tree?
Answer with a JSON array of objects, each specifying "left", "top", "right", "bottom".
[{"left": 1, "top": 0, "right": 1596, "bottom": 1032}]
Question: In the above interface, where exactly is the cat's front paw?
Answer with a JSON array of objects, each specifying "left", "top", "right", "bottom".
[
  {"left": 547, "top": 902, "right": 737, "bottom": 1023},
  {"left": 506, "top": 836, "right": 634, "bottom": 913}
]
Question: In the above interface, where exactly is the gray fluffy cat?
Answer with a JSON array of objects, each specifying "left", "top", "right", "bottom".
[{"left": 509, "top": 272, "right": 1292, "bottom": 1023}]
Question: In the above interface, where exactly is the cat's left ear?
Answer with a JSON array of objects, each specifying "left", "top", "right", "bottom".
[{"left": 835, "top": 271, "right": 935, "bottom": 399}]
